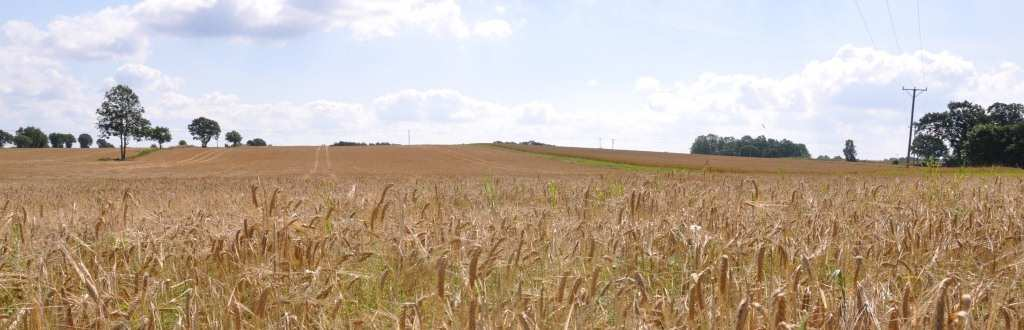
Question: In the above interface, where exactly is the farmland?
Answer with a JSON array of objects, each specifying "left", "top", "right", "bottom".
[
  {"left": 495, "top": 144, "right": 901, "bottom": 174},
  {"left": 0, "top": 145, "right": 1022, "bottom": 328}
]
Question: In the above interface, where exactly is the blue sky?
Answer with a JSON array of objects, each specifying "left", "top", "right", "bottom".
[{"left": 2, "top": 0, "right": 1023, "bottom": 158}]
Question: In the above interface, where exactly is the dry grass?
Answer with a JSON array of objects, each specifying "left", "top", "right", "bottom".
[{"left": 0, "top": 147, "right": 1022, "bottom": 328}]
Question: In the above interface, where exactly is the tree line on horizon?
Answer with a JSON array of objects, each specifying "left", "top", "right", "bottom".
[
  {"left": 690, "top": 134, "right": 812, "bottom": 158},
  {"left": 0, "top": 85, "right": 269, "bottom": 160},
  {"left": 330, "top": 141, "right": 396, "bottom": 147}
]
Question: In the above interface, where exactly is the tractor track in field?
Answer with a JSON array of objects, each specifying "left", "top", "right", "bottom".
[
  {"left": 435, "top": 145, "right": 516, "bottom": 173},
  {"left": 304, "top": 145, "right": 322, "bottom": 179},
  {"left": 323, "top": 145, "right": 336, "bottom": 179}
]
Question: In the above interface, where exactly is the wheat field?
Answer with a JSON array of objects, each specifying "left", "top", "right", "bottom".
[{"left": 0, "top": 146, "right": 1022, "bottom": 329}]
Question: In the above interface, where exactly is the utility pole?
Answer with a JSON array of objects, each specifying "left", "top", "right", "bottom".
[
  {"left": 611, "top": 138, "right": 615, "bottom": 150},
  {"left": 599, "top": 137, "right": 603, "bottom": 149},
  {"left": 903, "top": 86, "right": 927, "bottom": 168},
  {"left": 407, "top": 130, "right": 410, "bottom": 145}
]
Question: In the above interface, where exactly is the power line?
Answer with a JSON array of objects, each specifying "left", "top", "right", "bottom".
[
  {"left": 915, "top": 0, "right": 923, "bottom": 51},
  {"left": 852, "top": 0, "right": 877, "bottom": 48},
  {"left": 884, "top": 0, "right": 903, "bottom": 53},
  {"left": 915, "top": 0, "right": 926, "bottom": 85}
]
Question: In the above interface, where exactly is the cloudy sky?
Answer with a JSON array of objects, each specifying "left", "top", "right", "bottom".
[{"left": 2, "top": 0, "right": 1024, "bottom": 158}]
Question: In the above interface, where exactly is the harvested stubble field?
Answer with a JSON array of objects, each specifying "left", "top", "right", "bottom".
[
  {"left": 0, "top": 145, "right": 1022, "bottom": 329},
  {"left": 495, "top": 144, "right": 901, "bottom": 174}
]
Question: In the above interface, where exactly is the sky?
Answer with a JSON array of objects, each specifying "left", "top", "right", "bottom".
[{"left": 2, "top": 0, "right": 1024, "bottom": 159}]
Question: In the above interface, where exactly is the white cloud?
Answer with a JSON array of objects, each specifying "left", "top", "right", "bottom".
[
  {"left": 634, "top": 45, "right": 1024, "bottom": 158},
  {"left": 374, "top": 89, "right": 492, "bottom": 122},
  {"left": 634, "top": 76, "right": 661, "bottom": 93},
  {"left": 472, "top": 19, "right": 512, "bottom": 39},
  {"left": 516, "top": 103, "right": 554, "bottom": 125},
  {"left": 142, "top": 88, "right": 569, "bottom": 145},
  {"left": 46, "top": 6, "right": 147, "bottom": 60},
  {"left": 75, "top": 66, "right": 575, "bottom": 146},
  {"left": 2, "top": 8, "right": 147, "bottom": 61},
  {"left": 957, "top": 62, "right": 1024, "bottom": 105},
  {"left": 0, "top": 46, "right": 95, "bottom": 132},
  {"left": 113, "top": 63, "right": 184, "bottom": 92},
  {"left": 0, "top": 0, "right": 513, "bottom": 62}
]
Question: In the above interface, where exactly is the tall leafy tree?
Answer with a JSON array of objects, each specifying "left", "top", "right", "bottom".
[
  {"left": 62, "top": 134, "right": 75, "bottom": 148},
  {"left": 911, "top": 134, "right": 948, "bottom": 161},
  {"left": 49, "top": 133, "right": 65, "bottom": 148},
  {"left": 78, "top": 134, "right": 93, "bottom": 148},
  {"left": 14, "top": 127, "right": 48, "bottom": 148},
  {"left": 987, "top": 103, "right": 1024, "bottom": 125},
  {"left": 148, "top": 126, "right": 172, "bottom": 148},
  {"left": 963, "top": 124, "right": 1008, "bottom": 166},
  {"left": 0, "top": 130, "right": 12, "bottom": 148},
  {"left": 188, "top": 117, "right": 221, "bottom": 148},
  {"left": 96, "top": 85, "right": 151, "bottom": 160},
  {"left": 916, "top": 101, "right": 989, "bottom": 163},
  {"left": 225, "top": 130, "right": 242, "bottom": 147},
  {"left": 963, "top": 123, "right": 1024, "bottom": 167},
  {"left": 13, "top": 135, "right": 31, "bottom": 148},
  {"left": 843, "top": 139, "right": 857, "bottom": 162}
]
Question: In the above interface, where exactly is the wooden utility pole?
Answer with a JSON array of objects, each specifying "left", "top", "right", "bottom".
[{"left": 903, "top": 86, "right": 927, "bottom": 168}]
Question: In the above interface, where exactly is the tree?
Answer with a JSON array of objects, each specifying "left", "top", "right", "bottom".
[
  {"left": 843, "top": 139, "right": 857, "bottom": 162},
  {"left": 78, "top": 134, "right": 93, "bottom": 148},
  {"left": 188, "top": 117, "right": 221, "bottom": 148},
  {"left": 246, "top": 138, "right": 267, "bottom": 146},
  {"left": 963, "top": 124, "right": 1007, "bottom": 166},
  {"left": 62, "top": 134, "right": 75, "bottom": 148},
  {"left": 96, "top": 85, "right": 151, "bottom": 160},
  {"left": 13, "top": 135, "right": 31, "bottom": 148},
  {"left": 14, "top": 127, "right": 48, "bottom": 148},
  {"left": 178, "top": 140, "right": 188, "bottom": 146},
  {"left": 963, "top": 123, "right": 1024, "bottom": 167},
  {"left": 911, "top": 134, "right": 948, "bottom": 161},
  {"left": 916, "top": 101, "right": 989, "bottom": 164},
  {"left": 148, "top": 126, "right": 172, "bottom": 148},
  {"left": 689, "top": 133, "right": 811, "bottom": 158},
  {"left": 97, "top": 139, "right": 115, "bottom": 148},
  {"left": 49, "top": 133, "right": 65, "bottom": 148},
  {"left": 987, "top": 103, "right": 1024, "bottom": 126},
  {"left": 225, "top": 130, "right": 242, "bottom": 147},
  {"left": 0, "top": 130, "right": 12, "bottom": 148}
]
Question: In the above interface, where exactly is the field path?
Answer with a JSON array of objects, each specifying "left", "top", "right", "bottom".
[
  {"left": 306, "top": 145, "right": 322, "bottom": 178},
  {"left": 323, "top": 145, "right": 336, "bottom": 179},
  {"left": 175, "top": 148, "right": 214, "bottom": 165}
]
